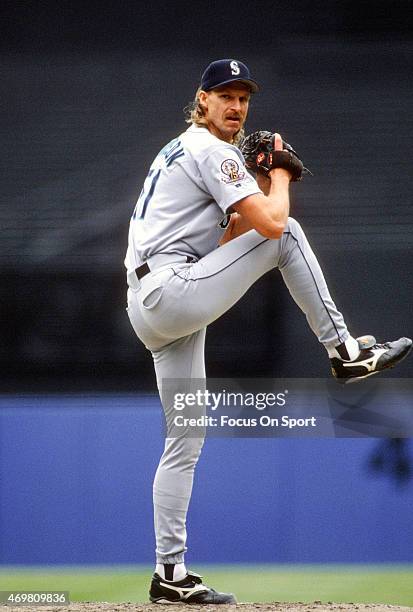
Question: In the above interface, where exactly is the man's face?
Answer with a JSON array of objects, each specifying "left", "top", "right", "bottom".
[{"left": 199, "top": 83, "right": 251, "bottom": 143}]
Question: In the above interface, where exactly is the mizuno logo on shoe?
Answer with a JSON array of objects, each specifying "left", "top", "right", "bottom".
[
  {"left": 342, "top": 348, "right": 387, "bottom": 373},
  {"left": 159, "top": 581, "right": 208, "bottom": 600}
]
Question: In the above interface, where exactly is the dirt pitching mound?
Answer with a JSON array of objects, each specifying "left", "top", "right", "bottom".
[{"left": 2, "top": 602, "right": 412, "bottom": 612}]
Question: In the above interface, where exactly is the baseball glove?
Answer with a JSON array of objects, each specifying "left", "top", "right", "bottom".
[{"left": 239, "top": 130, "right": 312, "bottom": 182}]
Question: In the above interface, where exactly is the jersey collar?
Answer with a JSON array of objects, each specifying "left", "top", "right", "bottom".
[{"left": 186, "top": 124, "right": 209, "bottom": 134}]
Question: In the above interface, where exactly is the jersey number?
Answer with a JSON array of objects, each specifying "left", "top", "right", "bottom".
[
  {"left": 133, "top": 138, "right": 184, "bottom": 220},
  {"left": 133, "top": 169, "right": 161, "bottom": 219}
]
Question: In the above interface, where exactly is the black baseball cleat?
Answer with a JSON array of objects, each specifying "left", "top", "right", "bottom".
[
  {"left": 331, "top": 335, "right": 412, "bottom": 384},
  {"left": 149, "top": 570, "right": 237, "bottom": 604}
]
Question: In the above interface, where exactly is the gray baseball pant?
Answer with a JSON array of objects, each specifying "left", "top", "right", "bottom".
[{"left": 126, "top": 217, "right": 349, "bottom": 564}]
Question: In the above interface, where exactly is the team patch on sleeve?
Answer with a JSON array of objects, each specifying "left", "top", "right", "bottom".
[{"left": 220, "top": 159, "right": 246, "bottom": 184}]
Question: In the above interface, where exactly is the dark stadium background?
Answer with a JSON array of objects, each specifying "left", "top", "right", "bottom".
[
  {"left": 2, "top": 0, "right": 412, "bottom": 390},
  {"left": 1, "top": 0, "right": 413, "bottom": 590}
]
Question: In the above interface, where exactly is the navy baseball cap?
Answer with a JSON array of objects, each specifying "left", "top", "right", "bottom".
[{"left": 200, "top": 59, "right": 259, "bottom": 93}]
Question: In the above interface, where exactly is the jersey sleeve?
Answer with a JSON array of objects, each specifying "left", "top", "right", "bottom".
[{"left": 199, "top": 146, "right": 261, "bottom": 214}]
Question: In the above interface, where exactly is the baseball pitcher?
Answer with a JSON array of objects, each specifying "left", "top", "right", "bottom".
[{"left": 124, "top": 59, "right": 412, "bottom": 604}]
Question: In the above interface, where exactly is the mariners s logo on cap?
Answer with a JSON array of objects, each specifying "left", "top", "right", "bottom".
[
  {"left": 230, "top": 60, "right": 240, "bottom": 75},
  {"left": 200, "top": 59, "right": 259, "bottom": 93}
]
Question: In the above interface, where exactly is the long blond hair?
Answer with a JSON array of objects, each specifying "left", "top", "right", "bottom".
[{"left": 184, "top": 87, "right": 245, "bottom": 146}]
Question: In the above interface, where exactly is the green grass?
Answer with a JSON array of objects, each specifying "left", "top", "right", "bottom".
[{"left": 0, "top": 565, "right": 412, "bottom": 606}]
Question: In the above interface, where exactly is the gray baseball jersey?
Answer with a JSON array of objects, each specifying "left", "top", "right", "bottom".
[
  {"left": 124, "top": 124, "right": 260, "bottom": 272},
  {"left": 125, "top": 122, "right": 350, "bottom": 567}
]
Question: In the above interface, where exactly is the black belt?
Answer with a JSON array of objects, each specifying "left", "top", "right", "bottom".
[
  {"left": 135, "top": 256, "right": 195, "bottom": 281},
  {"left": 135, "top": 262, "right": 150, "bottom": 280}
]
